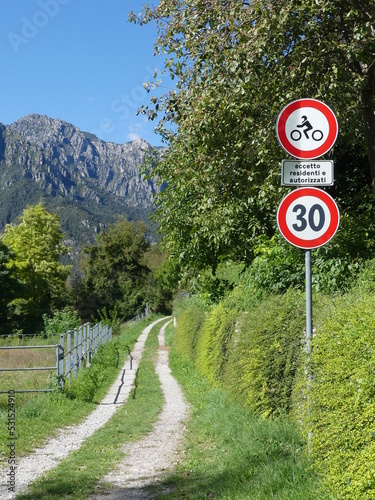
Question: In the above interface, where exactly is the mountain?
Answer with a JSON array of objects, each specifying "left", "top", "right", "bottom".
[{"left": 0, "top": 114, "right": 163, "bottom": 253}]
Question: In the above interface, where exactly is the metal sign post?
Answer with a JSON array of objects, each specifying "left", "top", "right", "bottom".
[
  {"left": 305, "top": 250, "right": 312, "bottom": 358},
  {"left": 305, "top": 249, "right": 312, "bottom": 449}
]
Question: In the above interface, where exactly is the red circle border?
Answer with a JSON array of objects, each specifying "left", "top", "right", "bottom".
[
  {"left": 277, "top": 187, "right": 340, "bottom": 249},
  {"left": 276, "top": 99, "right": 338, "bottom": 159}
]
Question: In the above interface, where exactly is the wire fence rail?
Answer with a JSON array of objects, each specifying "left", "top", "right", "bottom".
[{"left": 0, "top": 321, "right": 112, "bottom": 394}]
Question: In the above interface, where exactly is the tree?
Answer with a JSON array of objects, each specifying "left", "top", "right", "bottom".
[
  {"left": 0, "top": 242, "right": 21, "bottom": 336},
  {"left": 79, "top": 219, "right": 151, "bottom": 320},
  {"left": 2, "top": 202, "right": 71, "bottom": 332},
  {"left": 130, "top": 0, "right": 375, "bottom": 271}
]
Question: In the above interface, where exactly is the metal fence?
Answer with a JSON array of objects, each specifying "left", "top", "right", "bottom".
[{"left": 0, "top": 322, "right": 112, "bottom": 393}]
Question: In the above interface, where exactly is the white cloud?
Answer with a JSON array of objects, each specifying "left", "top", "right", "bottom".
[
  {"left": 127, "top": 132, "right": 141, "bottom": 141},
  {"left": 126, "top": 123, "right": 143, "bottom": 141}
]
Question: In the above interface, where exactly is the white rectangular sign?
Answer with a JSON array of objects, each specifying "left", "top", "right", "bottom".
[{"left": 281, "top": 160, "right": 334, "bottom": 186}]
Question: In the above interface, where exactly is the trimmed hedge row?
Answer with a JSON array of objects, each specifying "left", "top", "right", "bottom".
[
  {"left": 174, "top": 287, "right": 306, "bottom": 416},
  {"left": 224, "top": 289, "right": 305, "bottom": 417},
  {"left": 173, "top": 265, "right": 375, "bottom": 499},
  {"left": 307, "top": 293, "right": 375, "bottom": 499}
]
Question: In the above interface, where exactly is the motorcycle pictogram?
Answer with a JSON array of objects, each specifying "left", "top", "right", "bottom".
[{"left": 290, "top": 115, "right": 323, "bottom": 142}]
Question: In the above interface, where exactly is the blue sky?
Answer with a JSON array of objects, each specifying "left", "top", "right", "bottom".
[{"left": 0, "top": 1, "right": 169, "bottom": 146}]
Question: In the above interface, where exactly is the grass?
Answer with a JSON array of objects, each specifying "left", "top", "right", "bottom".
[
  {"left": 155, "top": 339, "right": 330, "bottom": 499},
  {"left": 15, "top": 316, "right": 171, "bottom": 500},
  {"left": 5, "top": 316, "right": 330, "bottom": 499},
  {"left": 0, "top": 315, "right": 162, "bottom": 466},
  {"left": 0, "top": 336, "right": 58, "bottom": 399}
]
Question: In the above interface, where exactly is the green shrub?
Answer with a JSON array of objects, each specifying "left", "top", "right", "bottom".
[
  {"left": 242, "top": 221, "right": 368, "bottom": 295},
  {"left": 173, "top": 288, "right": 305, "bottom": 418},
  {"left": 241, "top": 235, "right": 305, "bottom": 293},
  {"left": 224, "top": 289, "right": 305, "bottom": 417},
  {"left": 97, "top": 306, "right": 121, "bottom": 335},
  {"left": 194, "top": 300, "right": 239, "bottom": 387},
  {"left": 173, "top": 296, "right": 207, "bottom": 360},
  {"left": 91, "top": 341, "right": 119, "bottom": 369},
  {"left": 298, "top": 293, "right": 375, "bottom": 499},
  {"left": 351, "top": 257, "right": 375, "bottom": 295},
  {"left": 65, "top": 341, "right": 119, "bottom": 402},
  {"left": 43, "top": 306, "right": 81, "bottom": 338}
]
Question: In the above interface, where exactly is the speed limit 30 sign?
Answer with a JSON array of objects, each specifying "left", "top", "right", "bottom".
[{"left": 277, "top": 187, "right": 340, "bottom": 249}]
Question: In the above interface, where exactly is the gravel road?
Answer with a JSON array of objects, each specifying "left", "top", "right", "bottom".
[
  {"left": 0, "top": 317, "right": 187, "bottom": 499},
  {"left": 90, "top": 319, "right": 189, "bottom": 499}
]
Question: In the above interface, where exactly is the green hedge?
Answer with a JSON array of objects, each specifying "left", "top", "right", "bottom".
[
  {"left": 173, "top": 265, "right": 375, "bottom": 498},
  {"left": 304, "top": 293, "right": 375, "bottom": 499},
  {"left": 224, "top": 289, "right": 305, "bottom": 417},
  {"left": 174, "top": 287, "right": 305, "bottom": 417},
  {"left": 194, "top": 300, "right": 240, "bottom": 388},
  {"left": 173, "top": 296, "right": 206, "bottom": 360}
]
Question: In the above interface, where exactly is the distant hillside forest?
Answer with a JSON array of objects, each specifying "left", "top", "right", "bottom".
[{"left": 0, "top": 202, "right": 178, "bottom": 336}]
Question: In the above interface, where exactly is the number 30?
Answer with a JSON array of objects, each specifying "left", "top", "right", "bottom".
[{"left": 292, "top": 204, "right": 325, "bottom": 232}]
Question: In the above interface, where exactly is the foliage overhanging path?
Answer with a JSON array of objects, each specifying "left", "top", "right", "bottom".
[
  {"left": 0, "top": 317, "right": 169, "bottom": 500},
  {"left": 90, "top": 319, "right": 189, "bottom": 500}
]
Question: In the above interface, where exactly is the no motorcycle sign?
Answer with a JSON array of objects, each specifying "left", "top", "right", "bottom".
[{"left": 276, "top": 98, "right": 338, "bottom": 159}]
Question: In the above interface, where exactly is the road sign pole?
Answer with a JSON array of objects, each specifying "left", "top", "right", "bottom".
[
  {"left": 305, "top": 249, "right": 312, "bottom": 452},
  {"left": 305, "top": 249, "right": 312, "bottom": 356}
]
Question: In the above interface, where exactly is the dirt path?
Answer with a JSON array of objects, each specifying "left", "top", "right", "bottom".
[
  {"left": 90, "top": 319, "right": 189, "bottom": 499},
  {"left": 0, "top": 317, "right": 171, "bottom": 499}
]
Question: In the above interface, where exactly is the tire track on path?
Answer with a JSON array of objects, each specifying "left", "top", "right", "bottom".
[
  {"left": 0, "top": 317, "right": 169, "bottom": 500},
  {"left": 90, "top": 319, "right": 189, "bottom": 500}
]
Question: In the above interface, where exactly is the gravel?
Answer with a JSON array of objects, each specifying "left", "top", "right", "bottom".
[
  {"left": 89, "top": 319, "right": 189, "bottom": 499},
  {"left": 0, "top": 317, "right": 187, "bottom": 500}
]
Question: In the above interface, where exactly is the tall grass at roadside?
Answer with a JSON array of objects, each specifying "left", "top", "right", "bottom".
[
  {"left": 0, "top": 315, "right": 161, "bottom": 466},
  {"left": 16, "top": 317, "right": 170, "bottom": 500},
  {"left": 0, "top": 334, "right": 83, "bottom": 408},
  {"left": 0, "top": 344, "right": 56, "bottom": 397},
  {"left": 158, "top": 345, "right": 328, "bottom": 500}
]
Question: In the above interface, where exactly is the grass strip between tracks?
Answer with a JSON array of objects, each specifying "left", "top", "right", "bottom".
[{"left": 15, "top": 317, "right": 169, "bottom": 500}]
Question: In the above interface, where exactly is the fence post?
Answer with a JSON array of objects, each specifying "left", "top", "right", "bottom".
[
  {"left": 93, "top": 324, "right": 97, "bottom": 354},
  {"left": 78, "top": 326, "right": 83, "bottom": 371},
  {"left": 84, "top": 323, "right": 88, "bottom": 364},
  {"left": 66, "top": 331, "right": 71, "bottom": 382},
  {"left": 56, "top": 342, "right": 60, "bottom": 385},
  {"left": 87, "top": 323, "right": 92, "bottom": 365},
  {"left": 81, "top": 324, "right": 86, "bottom": 366},
  {"left": 97, "top": 322, "right": 101, "bottom": 349},
  {"left": 92, "top": 324, "right": 95, "bottom": 354},
  {"left": 56, "top": 334, "right": 65, "bottom": 390},
  {"left": 73, "top": 328, "right": 78, "bottom": 380}
]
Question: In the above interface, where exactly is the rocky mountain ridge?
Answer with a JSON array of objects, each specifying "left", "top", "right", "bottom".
[{"left": 0, "top": 114, "right": 163, "bottom": 248}]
